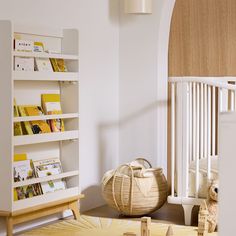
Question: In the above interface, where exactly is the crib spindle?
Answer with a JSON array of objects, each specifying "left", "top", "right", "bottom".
[
  {"left": 189, "top": 82, "right": 193, "bottom": 162},
  {"left": 193, "top": 82, "right": 196, "bottom": 163},
  {"left": 195, "top": 83, "right": 200, "bottom": 198},
  {"left": 219, "top": 88, "right": 223, "bottom": 112},
  {"left": 204, "top": 84, "right": 207, "bottom": 159},
  {"left": 171, "top": 82, "right": 175, "bottom": 197},
  {"left": 207, "top": 85, "right": 212, "bottom": 179},
  {"left": 184, "top": 82, "right": 190, "bottom": 197},
  {"left": 212, "top": 87, "right": 216, "bottom": 159},
  {"left": 231, "top": 90, "right": 235, "bottom": 111},
  {"left": 200, "top": 83, "right": 204, "bottom": 160}
]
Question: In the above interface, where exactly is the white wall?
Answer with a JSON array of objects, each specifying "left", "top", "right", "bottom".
[
  {"left": 119, "top": 0, "right": 175, "bottom": 174},
  {"left": 0, "top": 0, "right": 119, "bottom": 234}
]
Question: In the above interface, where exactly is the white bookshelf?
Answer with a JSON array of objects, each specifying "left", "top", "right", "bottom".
[{"left": 0, "top": 20, "right": 81, "bottom": 234}]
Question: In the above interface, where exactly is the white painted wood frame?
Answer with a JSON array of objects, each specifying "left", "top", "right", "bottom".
[{"left": 168, "top": 76, "right": 236, "bottom": 225}]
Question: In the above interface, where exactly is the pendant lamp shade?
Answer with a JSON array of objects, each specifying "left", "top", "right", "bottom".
[{"left": 124, "top": 0, "right": 152, "bottom": 14}]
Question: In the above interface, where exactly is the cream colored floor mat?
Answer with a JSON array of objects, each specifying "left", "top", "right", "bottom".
[{"left": 20, "top": 215, "right": 218, "bottom": 236}]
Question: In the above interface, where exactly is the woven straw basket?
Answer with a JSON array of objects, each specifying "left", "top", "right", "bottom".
[{"left": 102, "top": 158, "right": 168, "bottom": 216}]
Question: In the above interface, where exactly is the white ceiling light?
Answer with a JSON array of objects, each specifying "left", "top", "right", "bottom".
[{"left": 124, "top": 0, "right": 152, "bottom": 14}]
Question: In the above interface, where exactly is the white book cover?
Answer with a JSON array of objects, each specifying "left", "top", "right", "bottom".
[
  {"left": 35, "top": 58, "right": 53, "bottom": 72},
  {"left": 13, "top": 160, "right": 34, "bottom": 182},
  {"left": 33, "top": 158, "right": 66, "bottom": 194}
]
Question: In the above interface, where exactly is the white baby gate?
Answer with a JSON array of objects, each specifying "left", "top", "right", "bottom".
[{"left": 168, "top": 76, "right": 236, "bottom": 225}]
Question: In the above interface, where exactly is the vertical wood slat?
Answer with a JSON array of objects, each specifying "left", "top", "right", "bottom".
[
  {"left": 212, "top": 87, "right": 216, "bottom": 158},
  {"left": 171, "top": 82, "right": 175, "bottom": 197},
  {"left": 183, "top": 82, "right": 190, "bottom": 197},
  {"left": 193, "top": 82, "right": 196, "bottom": 163},
  {"left": 204, "top": 84, "right": 208, "bottom": 159},
  {"left": 230, "top": 90, "right": 235, "bottom": 111},
  {"left": 207, "top": 85, "right": 212, "bottom": 179},
  {"left": 176, "top": 83, "right": 183, "bottom": 197},
  {"left": 189, "top": 82, "right": 192, "bottom": 162},
  {"left": 200, "top": 83, "right": 204, "bottom": 159},
  {"left": 195, "top": 83, "right": 200, "bottom": 197},
  {"left": 219, "top": 88, "right": 223, "bottom": 112}
]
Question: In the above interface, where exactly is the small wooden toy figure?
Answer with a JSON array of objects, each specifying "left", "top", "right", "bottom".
[
  {"left": 123, "top": 233, "right": 137, "bottom": 236},
  {"left": 141, "top": 217, "right": 151, "bottom": 236},
  {"left": 166, "top": 225, "right": 174, "bottom": 236},
  {"left": 198, "top": 200, "right": 209, "bottom": 236}
]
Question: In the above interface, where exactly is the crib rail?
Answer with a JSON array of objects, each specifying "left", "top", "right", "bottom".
[{"left": 169, "top": 77, "right": 236, "bottom": 200}]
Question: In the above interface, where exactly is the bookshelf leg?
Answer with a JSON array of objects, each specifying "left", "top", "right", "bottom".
[
  {"left": 70, "top": 201, "right": 80, "bottom": 220},
  {"left": 6, "top": 216, "right": 13, "bottom": 236}
]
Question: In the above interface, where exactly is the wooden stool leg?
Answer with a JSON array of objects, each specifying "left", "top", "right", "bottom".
[
  {"left": 69, "top": 201, "right": 80, "bottom": 220},
  {"left": 6, "top": 216, "right": 13, "bottom": 236}
]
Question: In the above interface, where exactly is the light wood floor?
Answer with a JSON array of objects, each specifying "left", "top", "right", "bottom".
[{"left": 84, "top": 203, "right": 199, "bottom": 226}]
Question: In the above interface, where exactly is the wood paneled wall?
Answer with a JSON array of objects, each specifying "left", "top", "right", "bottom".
[{"left": 169, "top": 0, "right": 236, "bottom": 77}]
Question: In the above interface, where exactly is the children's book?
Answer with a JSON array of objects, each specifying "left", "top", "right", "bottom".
[
  {"left": 34, "top": 42, "right": 44, "bottom": 52},
  {"left": 35, "top": 58, "right": 53, "bottom": 72},
  {"left": 33, "top": 158, "right": 66, "bottom": 194},
  {"left": 13, "top": 154, "right": 41, "bottom": 201},
  {"left": 14, "top": 98, "right": 23, "bottom": 136},
  {"left": 50, "top": 58, "right": 68, "bottom": 72},
  {"left": 24, "top": 105, "right": 51, "bottom": 134},
  {"left": 18, "top": 105, "right": 33, "bottom": 135},
  {"left": 14, "top": 153, "right": 27, "bottom": 162},
  {"left": 41, "top": 94, "right": 65, "bottom": 132}
]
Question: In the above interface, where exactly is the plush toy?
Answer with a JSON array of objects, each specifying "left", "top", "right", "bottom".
[{"left": 206, "top": 180, "right": 218, "bottom": 233}]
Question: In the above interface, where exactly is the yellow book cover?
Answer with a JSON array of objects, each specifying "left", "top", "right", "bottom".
[
  {"left": 50, "top": 58, "right": 67, "bottom": 72},
  {"left": 34, "top": 41, "right": 44, "bottom": 52},
  {"left": 14, "top": 153, "right": 27, "bottom": 162},
  {"left": 18, "top": 106, "right": 34, "bottom": 135},
  {"left": 24, "top": 106, "right": 51, "bottom": 134},
  {"left": 50, "top": 58, "right": 59, "bottom": 72},
  {"left": 14, "top": 99, "right": 23, "bottom": 136},
  {"left": 41, "top": 94, "right": 65, "bottom": 132}
]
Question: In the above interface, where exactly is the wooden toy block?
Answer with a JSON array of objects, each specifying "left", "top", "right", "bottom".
[
  {"left": 123, "top": 232, "right": 137, "bottom": 236},
  {"left": 198, "top": 200, "right": 209, "bottom": 236},
  {"left": 141, "top": 217, "right": 151, "bottom": 236},
  {"left": 166, "top": 225, "right": 174, "bottom": 236}
]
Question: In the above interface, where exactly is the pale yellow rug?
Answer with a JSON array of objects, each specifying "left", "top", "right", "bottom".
[{"left": 20, "top": 215, "right": 218, "bottom": 236}]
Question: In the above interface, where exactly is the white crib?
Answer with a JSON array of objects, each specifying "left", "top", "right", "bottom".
[{"left": 168, "top": 76, "right": 236, "bottom": 225}]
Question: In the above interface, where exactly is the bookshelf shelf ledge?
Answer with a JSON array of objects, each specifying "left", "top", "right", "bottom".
[
  {"left": 13, "top": 71, "right": 79, "bottom": 82},
  {"left": 13, "top": 188, "right": 83, "bottom": 211},
  {"left": 14, "top": 113, "right": 79, "bottom": 122},
  {"left": 13, "top": 51, "right": 78, "bottom": 60},
  {"left": 14, "top": 130, "right": 79, "bottom": 146},
  {"left": 13, "top": 170, "right": 79, "bottom": 188}
]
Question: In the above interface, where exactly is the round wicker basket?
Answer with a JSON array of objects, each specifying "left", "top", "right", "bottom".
[{"left": 102, "top": 158, "right": 168, "bottom": 216}]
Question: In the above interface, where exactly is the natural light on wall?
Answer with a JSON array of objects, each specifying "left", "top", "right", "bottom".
[{"left": 124, "top": 0, "right": 152, "bottom": 14}]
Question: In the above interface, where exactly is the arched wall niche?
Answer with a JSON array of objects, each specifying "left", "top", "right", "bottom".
[{"left": 169, "top": 0, "right": 236, "bottom": 77}]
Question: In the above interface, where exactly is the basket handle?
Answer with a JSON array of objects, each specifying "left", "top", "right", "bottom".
[
  {"left": 135, "top": 158, "right": 152, "bottom": 168},
  {"left": 112, "top": 164, "right": 134, "bottom": 215}
]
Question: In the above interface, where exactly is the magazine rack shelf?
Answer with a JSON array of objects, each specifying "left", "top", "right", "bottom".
[
  {"left": 13, "top": 71, "right": 79, "bottom": 81},
  {"left": 0, "top": 21, "right": 82, "bottom": 236},
  {"left": 13, "top": 51, "right": 79, "bottom": 60},
  {"left": 14, "top": 130, "right": 79, "bottom": 146},
  {"left": 14, "top": 113, "right": 79, "bottom": 122}
]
